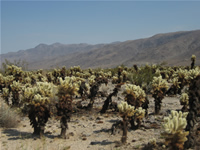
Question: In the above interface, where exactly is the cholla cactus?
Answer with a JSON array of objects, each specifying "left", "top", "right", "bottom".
[
  {"left": 57, "top": 77, "right": 79, "bottom": 97},
  {"left": 21, "top": 82, "right": 54, "bottom": 137},
  {"left": 187, "top": 67, "right": 200, "bottom": 82},
  {"left": 56, "top": 76, "right": 79, "bottom": 138},
  {"left": 123, "top": 84, "right": 146, "bottom": 108},
  {"left": 112, "top": 75, "right": 118, "bottom": 84},
  {"left": 191, "top": 54, "right": 196, "bottom": 69},
  {"left": 88, "top": 75, "right": 96, "bottom": 86},
  {"left": 180, "top": 93, "right": 189, "bottom": 112},
  {"left": 117, "top": 101, "right": 135, "bottom": 144},
  {"left": 173, "top": 69, "right": 189, "bottom": 94},
  {"left": 118, "top": 101, "right": 135, "bottom": 117},
  {"left": 121, "top": 70, "right": 128, "bottom": 82},
  {"left": 6, "top": 65, "right": 23, "bottom": 82},
  {"left": 123, "top": 84, "right": 148, "bottom": 128},
  {"left": 2, "top": 88, "right": 10, "bottom": 105},
  {"left": 167, "top": 77, "right": 181, "bottom": 95},
  {"left": 10, "top": 81, "right": 22, "bottom": 106},
  {"left": 161, "top": 110, "right": 189, "bottom": 150},
  {"left": 151, "top": 76, "right": 169, "bottom": 114},
  {"left": 134, "top": 107, "right": 146, "bottom": 126}
]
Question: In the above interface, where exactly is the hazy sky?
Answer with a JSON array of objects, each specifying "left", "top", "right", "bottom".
[{"left": 1, "top": 0, "right": 200, "bottom": 54}]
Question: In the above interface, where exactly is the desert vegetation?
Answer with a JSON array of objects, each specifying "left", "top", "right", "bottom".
[{"left": 0, "top": 55, "right": 200, "bottom": 150}]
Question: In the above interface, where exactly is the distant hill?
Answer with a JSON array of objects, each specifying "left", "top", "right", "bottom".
[{"left": 1, "top": 30, "right": 200, "bottom": 70}]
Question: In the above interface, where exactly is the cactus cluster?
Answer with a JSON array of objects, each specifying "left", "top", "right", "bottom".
[
  {"left": 118, "top": 101, "right": 135, "bottom": 117},
  {"left": 123, "top": 84, "right": 146, "bottom": 108},
  {"left": 161, "top": 110, "right": 189, "bottom": 150},
  {"left": 117, "top": 101, "right": 146, "bottom": 143},
  {"left": 151, "top": 76, "right": 169, "bottom": 114},
  {"left": 180, "top": 93, "right": 189, "bottom": 112}
]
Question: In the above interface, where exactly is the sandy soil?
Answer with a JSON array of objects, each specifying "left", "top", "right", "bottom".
[{"left": 1, "top": 93, "right": 186, "bottom": 150}]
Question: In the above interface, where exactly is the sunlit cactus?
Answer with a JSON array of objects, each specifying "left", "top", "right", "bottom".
[
  {"left": 6, "top": 65, "right": 24, "bottom": 82},
  {"left": 173, "top": 69, "right": 189, "bottom": 94},
  {"left": 187, "top": 67, "right": 200, "bottom": 82},
  {"left": 88, "top": 75, "right": 96, "bottom": 86},
  {"left": 118, "top": 101, "right": 135, "bottom": 117},
  {"left": 56, "top": 76, "right": 79, "bottom": 138},
  {"left": 151, "top": 76, "right": 169, "bottom": 114},
  {"left": 52, "top": 69, "right": 61, "bottom": 84},
  {"left": 46, "top": 72, "right": 54, "bottom": 83},
  {"left": 134, "top": 107, "right": 146, "bottom": 128},
  {"left": 10, "top": 81, "right": 22, "bottom": 106},
  {"left": 112, "top": 75, "right": 119, "bottom": 84},
  {"left": 180, "top": 93, "right": 189, "bottom": 112},
  {"left": 167, "top": 77, "right": 181, "bottom": 95},
  {"left": 121, "top": 70, "right": 128, "bottom": 82},
  {"left": 161, "top": 110, "right": 189, "bottom": 150},
  {"left": 123, "top": 84, "right": 146, "bottom": 108},
  {"left": 21, "top": 82, "right": 54, "bottom": 137},
  {"left": 118, "top": 101, "right": 135, "bottom": 144}
]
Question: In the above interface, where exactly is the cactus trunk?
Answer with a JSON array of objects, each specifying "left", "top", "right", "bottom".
[
  {"left": 60, "top": 116, "right": 69, "bottom": 139},
  {"left": 154, "top": 98, "right": 161, "bottom": 115},
  {"left": 121, "top": 115, "right": 128, "bottom": 144}
]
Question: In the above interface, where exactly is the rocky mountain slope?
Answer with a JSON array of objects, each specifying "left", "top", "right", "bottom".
[{"left": 1, "top": 30, "right": 200, "bottom": 70}]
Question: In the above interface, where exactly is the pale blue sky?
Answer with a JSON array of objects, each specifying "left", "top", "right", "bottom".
[{"left": 1, "top": 0, "right": 200, "bottom": 54}]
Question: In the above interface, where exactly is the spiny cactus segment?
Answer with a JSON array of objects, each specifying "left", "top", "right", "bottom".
[{"left": 161, "top": 110, "right": 189, "bottom": 150}]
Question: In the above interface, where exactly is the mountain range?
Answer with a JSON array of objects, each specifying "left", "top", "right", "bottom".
[{"left": 1, "top": 30, "right": 200, "bottom": 70}]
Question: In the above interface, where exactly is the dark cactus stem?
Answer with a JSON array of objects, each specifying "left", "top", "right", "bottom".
[
  {"left": 181, "top": 104, "right": 188, "bottom": 112},
  {"left": 29, "top": 105, "right": 50, "bottom": 138},
  {"left": 191, "top": 60, "right": 195, "bottom": 69},
  {"left": 56, "top": 96, "right": 72, "bottom": 139},
  {"left": 133, "top": 64, "right": 138, "bottom": 72},
  {"left": 130, "top": 117, "right": 137, "bottom": 130},
  {"left": 118, "top": 68, "right": 122, "bottom": 83},
  {"left": 12, "top": 92, "right": 19, "bottom": 106},
  {"left": 184, "top": 75, "right": 200, "bottom": 149},
  {"left": 154, "top": 97, "right": 162, "bottom": 115},
  {"left": 60, "top": 116, "right": 68, "bottom": 139},
  {"left": 100, "top": 84, "right": 121, "bottom": 113},
  {"left": 100, "top": 95, "right": 112, "bottom": 113},
  {"left": 121, "top": 115, "right": 128, "bottom": 144}
]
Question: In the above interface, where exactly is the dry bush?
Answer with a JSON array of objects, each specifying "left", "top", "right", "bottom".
[{"left": 0, "top": 103, "right": 20, "bottom": 128}]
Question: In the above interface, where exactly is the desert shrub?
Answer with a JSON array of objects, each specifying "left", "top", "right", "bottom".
[
  {"left": 127, "top": 64, "right": 156, "bottom": 93},
  {"left": 0, "top": 103, "right": 20, "bottom": 128}
]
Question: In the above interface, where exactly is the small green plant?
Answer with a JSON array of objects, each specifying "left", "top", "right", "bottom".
[{"left": 161, "top": 110, "right": 189, "bottom": 150}]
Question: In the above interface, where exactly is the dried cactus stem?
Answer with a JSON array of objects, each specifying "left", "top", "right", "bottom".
[
  {"left": 60, "top": 116, "right": 69, "bottom": 139},
  {"left": 12, "top": 92, "right": 20, "bottom": 106},
  {"left": 154, "top": 97, "right": 162, "bottom": 115},
  {"left": 100, "top": 85, "right": 120, "bottom": 113},
  {"left": 130, "top": 117, "right": 137, "bottom": 130},
  {"left": 121, "top": 115, "right": 128, "bottom": 144},
  {"left": 181, "top": 104, "right": 188, "bottom": 112}
]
